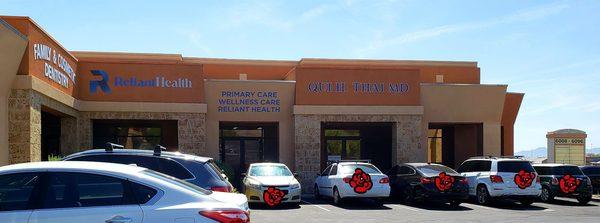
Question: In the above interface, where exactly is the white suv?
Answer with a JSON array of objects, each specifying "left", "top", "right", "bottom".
[{"left": 456, "top": 157, "right": 541, "bottom": 206}]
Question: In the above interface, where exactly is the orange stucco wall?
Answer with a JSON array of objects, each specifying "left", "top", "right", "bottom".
[
  {"left": 501, "top": 93, "right": 524, "bottom": 155},
  {"left": 2, "top": 16, "right": 78, "bottom": 97}
]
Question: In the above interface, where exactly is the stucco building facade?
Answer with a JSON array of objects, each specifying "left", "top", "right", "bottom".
[{"left": 0, "top": 16, "right": 524, "bottom": 192}]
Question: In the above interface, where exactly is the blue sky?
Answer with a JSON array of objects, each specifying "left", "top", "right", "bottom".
[{"left": 2, "top": 0, "right": 599, "bottom": 152}]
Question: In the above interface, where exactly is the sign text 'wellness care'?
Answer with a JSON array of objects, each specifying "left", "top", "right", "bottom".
[{"left": 218, "top": 91, "right": 280, "bottom": 112}]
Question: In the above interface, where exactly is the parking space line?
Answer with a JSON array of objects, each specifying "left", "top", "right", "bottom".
[
  {"left": 301, "top": 200, "right": 331, "bottom": 212},
  {"left": 462, "top": 203, "right": 499, "bottom": 211},
  {"left": 391, "top": 204, "right": 421, "bottom": 212}
]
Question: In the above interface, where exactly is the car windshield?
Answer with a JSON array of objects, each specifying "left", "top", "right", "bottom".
[
  {"left": 417, "top": 165, "right": 458, "bottom": 175},
  {"left": 249, "top": 165, "right": 292, "bottom": 177},
  {"left": 340, "top": 164, "right": 382, "bottom": 175},
  {"left": 142, "top": 169, "right": 211, "bottom": 195},
  {"left": 497, "top": 161, "right": 535, "bottom": 173},
  {"left": 553, "top": 166, "right": 584, "bottom": 175}
]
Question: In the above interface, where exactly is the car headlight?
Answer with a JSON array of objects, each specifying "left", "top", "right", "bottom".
[
  {"left": 246, "top": 182, "right": 262, "bottom": 190},
  {"left": 290, "top": 183, "right": 301, "bottom": 190}
]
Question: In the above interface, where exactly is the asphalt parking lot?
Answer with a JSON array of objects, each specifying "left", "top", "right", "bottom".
[{"left": 251, "top": 196, "right": 600, "bottom": 223}]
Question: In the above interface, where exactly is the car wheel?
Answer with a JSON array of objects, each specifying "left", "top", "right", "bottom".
[
  {"left": 519, "top": 198, "right": 534, "bottom": 206},
  {"left": 476, "top": 185, "right": 491, "bottom": 205},
  {"left": 333, "top": 187, "right": 342, "bottom": 206},
  {"left": 314, "top": 184, "right": 321, "bottom": 200},
  {"left": 540, "top": 186, "right": 554, "bottom": 202},
  {"left": 403, "top": 187, "right": 414, "bottom": 204},
  {"left": 449, "top": 200, "right": 461, "bottom": 207},
  {"left": 577, "top": 195, "right": 591, "bottom": 205}
]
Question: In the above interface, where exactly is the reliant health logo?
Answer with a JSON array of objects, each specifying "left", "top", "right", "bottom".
[
  {"left": 89, "top": 70, "right": 193, "bottom": 94},
  {"left": 90, "top": 70, "right": 111, "bottom": 94}
]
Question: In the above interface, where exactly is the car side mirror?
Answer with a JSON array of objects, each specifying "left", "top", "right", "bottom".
[
  {"left": 294, "top": 172, "right": 299, "bottom": 178},
  {"left": 241, "top": 173, "right": 246, "bottom": 177}
]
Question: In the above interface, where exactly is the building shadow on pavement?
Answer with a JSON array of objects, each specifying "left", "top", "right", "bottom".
[
  {"left": 467, "top": 200, "right": 547, "bottom": 211},
  {"left": 389, "top": 200, "right": 474, "bottom": 211},
  {"left": 542, "top": 198, "right": 598, "bottom": 207},
  {"left": 249, "top": 203, "right": 302, "bottom": 210}
]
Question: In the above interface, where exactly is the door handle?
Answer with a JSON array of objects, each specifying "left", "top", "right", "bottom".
[{"left": 105, "top": 216, "right": 132, "bottom": 223}]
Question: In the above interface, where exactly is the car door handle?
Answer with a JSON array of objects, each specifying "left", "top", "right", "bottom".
[{"left": 105, "top": 216, "right": 132, "bottom": 223}]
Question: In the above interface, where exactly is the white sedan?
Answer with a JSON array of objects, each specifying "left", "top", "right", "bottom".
[
  {"left": 242, "top": 163, "right": 301, "bottom": 206},
  {"left": 0, "top": 161, "right": 249, "bottom": 223},
  {"left": 314, "top": 161, "right": 390, "bottom": 205}
]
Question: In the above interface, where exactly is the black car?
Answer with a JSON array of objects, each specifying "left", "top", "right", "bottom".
[
  {"left": 533, "top": 164, "right": 593, "bottom": 204},
  {"left": 387, "top": 163, "right": 469, "bottom": 206},
  {"left": 63, "top": 143, "right": 234, "bottom": 192},
  {"left": 579, "top": 166, "right": 600, "bottom": 194}
]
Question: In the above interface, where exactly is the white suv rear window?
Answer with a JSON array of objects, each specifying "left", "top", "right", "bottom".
[{"left": 497, "top": 161, "right": 535, "bottom": 173}]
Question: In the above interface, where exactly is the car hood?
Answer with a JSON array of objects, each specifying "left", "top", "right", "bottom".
[
  {"left": 209, "top": 191, "right": 249, "bottom": 211},
  {"left": 249, "top": 176, "right": 298, "bottom": 186}
]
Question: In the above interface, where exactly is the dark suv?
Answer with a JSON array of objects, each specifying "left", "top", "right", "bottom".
[
  {"left": 63, "top": 144, "right": 233, "bottom": 192},
  {"left": 533, "top": 164, "right": 592, "bottom": 204},
  {"left": 580, "top": 166, "right": 600, "bottom": 194}
]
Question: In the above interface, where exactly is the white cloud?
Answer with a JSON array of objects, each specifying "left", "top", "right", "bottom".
[{"left": 355, "top": 3, "right": 570, "bottom": 57}]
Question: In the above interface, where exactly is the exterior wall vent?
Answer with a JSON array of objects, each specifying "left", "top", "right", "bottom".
[{"left": 435, "top": 74, "right": 444, "bottom": 83}]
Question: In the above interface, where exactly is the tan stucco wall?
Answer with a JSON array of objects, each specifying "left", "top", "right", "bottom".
[
  {"left": 0, "top": 20, "right": 28, "bottom": 165},
  {"left": 204, "top": 80, "right": 296, "bottom": 169},
  {"left": 421, "top": 84, "right": 507, "bottom": 157}
]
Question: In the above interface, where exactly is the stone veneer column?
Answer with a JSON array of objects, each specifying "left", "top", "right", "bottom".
[
  {"left": 8, "top": 89, "right": 41, "bottom": 163},
  {"left": 294, "top": 115, "right": 321, "bottom": 193}
]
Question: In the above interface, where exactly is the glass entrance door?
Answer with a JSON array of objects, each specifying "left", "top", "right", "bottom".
[
  {"left": 326, "top": 139, "right": 361, "bottom": 161},
  {"left": 221, "top": 138, "right": 262, "bottom": 188}
]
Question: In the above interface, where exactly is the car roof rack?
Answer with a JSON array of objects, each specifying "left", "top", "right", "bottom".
[
  {"left": 105, "top": 142, "right": 124, "bottom": 152},
  {"left": 468, "top": 155, "right": 525, "bottom": 160},
  {"left": 154, "top": 145, "right": 166, "bottom": 156},
  {"left": 327, "top": 159, "right": 371, "bottom": 164}
]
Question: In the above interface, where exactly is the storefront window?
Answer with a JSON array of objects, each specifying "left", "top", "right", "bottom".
[
  {"left": 325, "top": 129, "right": 361, "bottom": 161},
  {"left": 325, "top": 129, "right": 360, "bottom": 137},
  {"left": 428, "top": 129, "right": 442, "bottom": 163},
  {"left": 114, "top": 127, "right": 161, "bottom": 150},
  {"left": 92, "top": 120, "right": 177, "bottom": 150}
]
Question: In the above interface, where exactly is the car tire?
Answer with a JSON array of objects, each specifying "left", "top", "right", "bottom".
[
  {"left": 476, "top": 185, "right": 491, "bottom": 205},
  {"left": 540, "top": 186, "right": 554, "bottom": 202},
  {"left": 520, "top": 198, "right": 534, "bottom": 206},
  {"left": 449, "top": 201, "right": 461, "bottom": 207},
  {"left": 403, "top": 187, "right": 414, "bottom": 204},
  {"left": 333, "top": 187, "right": 342, "bottom": 206},
  {"left": 373, "top": 198, "right": 384, "bottom": 207},
  {"left": 314, "top": 184, "right": 322, "bottom": 200},
  {"left": 577, "top": 195, "right": 591, "bottom": 205}
]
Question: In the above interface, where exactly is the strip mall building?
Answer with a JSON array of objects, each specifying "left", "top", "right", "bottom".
[{"left": 0, "top": 16, "right": 523, "bottom": 192}]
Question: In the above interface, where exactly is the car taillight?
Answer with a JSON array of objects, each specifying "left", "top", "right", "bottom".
[
  {"left": 211, "top": 186, "right": 231, "bottom": 192},
  {"left": 420, "top": 177, "right": 433, "bottom": 184},
  {"left": 200, "top": 210, "right": 250, "bottom": 223},
  {"left": 459, "top": 178, "right": 468, "bottom": 184},
  {"left": 343, "top": 177, "right": 352, "bottom": 183},
  {"left": 490, "top": 175, "right": 504, "bottom": 183},
  {"left": 551, "top": 178, "right": 559, "bottom": 185},
  {"left": 379, "top": 177, "right": 389, "bottom": 184}
]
